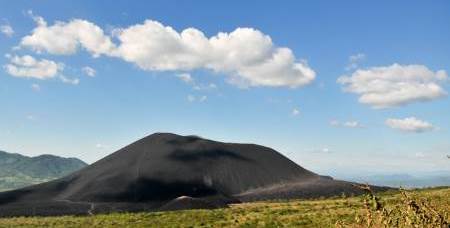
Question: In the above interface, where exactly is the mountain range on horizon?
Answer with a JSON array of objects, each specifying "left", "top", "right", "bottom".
[
  {"left": 0, "top": 150, "right": 87, "bottom": 192},
  {"left": 340, "top": 173, "right": 450, "bottom": 189}
]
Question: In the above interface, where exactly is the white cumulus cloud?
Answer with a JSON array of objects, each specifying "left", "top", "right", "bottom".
[
  {"left": 193, "top": 83, "right": 217, "bottom": 91},
  {"left": 114, "top": 21, "right": 315, "bottom": 87},
  {"left": 385, "top": 117, "right": 435, "bottom": 133},
  {"left": 59, "top": 75, "right": 79, "bottom": 85},
  {"left": 31, "top": 83, "right": 40, "bottom": 91},
  {"left": 26, "top": 114, "right": 35, "bottom": 120},
  {"left": 343, "top": 121, "right": 363, "bottom": 128},
  {"left": 0, "top": 24, "right": 14, "bottom": 37},
  {"left": 291, "top": 108, "right": 300, "bottom": 116},
  {"left": 346, "top": 53, "right": 365, "bottom": 71},
  {"left": 187, "top": 94, "right": 207, "bottom": 103},
  {"left": 82, "top": 66, "right": 96, "bottom": 77},
  {"left": 19, "top": 14, "right": 315, "bottom": 88},
  {"left": 199, "top": 95, "right": 207, "bottom": 102},
  {"left": 4, "top": 55, "right": 62, "bottom": 79},
  {"left": 338, "top": 63, "right": 448, "bottom": 109},
  {"left": 21, "top": 11, "right": 116, "bottom": 57},
  {"left": 330, "top": 120, "right": 340, "bottom": 126},
  {"left": 177, "top": 73, "right": 217, "bottom": 91},
  {"left": 307, "top": 147, "right": 332, "bottom": 153},
  {"left": 187, "top": 94, "right": 196, "bottom": 102},
  {"left": 95, "top": 143, "right": 108, "bottom": 149},
  {"left": 176, "top": 73, "right": 193, "bottom": 83},
  {"left": 330, "top": 120, "right": 364, "bottom": 128}
]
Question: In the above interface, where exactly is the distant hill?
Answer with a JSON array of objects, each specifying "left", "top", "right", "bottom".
[
  {"left": 0, "top": 151, "right": 87, "bottom": 192},
  {"left": 343, "top": 173, "right": 450, "bottom": 188}
]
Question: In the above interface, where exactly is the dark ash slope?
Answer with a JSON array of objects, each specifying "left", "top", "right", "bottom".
[{"left": 0, "top": 133, "right": 386, "bottom": 217}]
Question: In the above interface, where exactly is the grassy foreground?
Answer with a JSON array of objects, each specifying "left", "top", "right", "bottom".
[{"left": 0, "top": 187, "right": 448, "bottom": 227}]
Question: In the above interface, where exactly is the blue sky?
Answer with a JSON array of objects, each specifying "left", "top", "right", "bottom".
[{"left": 1, "top": 1, "right": 449, "bottom": 176}]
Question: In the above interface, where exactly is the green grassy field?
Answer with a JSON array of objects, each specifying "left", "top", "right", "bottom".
[{"left": 0, "top": 187, "right": 448, "bottom": 227}]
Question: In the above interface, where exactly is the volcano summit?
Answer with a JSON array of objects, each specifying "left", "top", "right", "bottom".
[{"left": 0, "top": 133, "right": 384, "bottom": 216}]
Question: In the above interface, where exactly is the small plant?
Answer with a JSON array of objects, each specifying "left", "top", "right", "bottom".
[{"left": 337, "top": 185, "right": 449, "bottom": 228}]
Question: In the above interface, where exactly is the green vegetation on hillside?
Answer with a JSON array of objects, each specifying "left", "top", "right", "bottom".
[
  {"left": 0, "top": 151, "right": 87, "bottom": 192},
  {"left": 0, "top": 187, "right": 448, "bottom": 227}
]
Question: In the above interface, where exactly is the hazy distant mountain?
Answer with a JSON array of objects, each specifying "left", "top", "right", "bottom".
[
  {"left": 0, "top": 150, "right": 87, "bottom": 191},
  {"left": 342, "top": 173, "right": 450, "bottom": 188}
]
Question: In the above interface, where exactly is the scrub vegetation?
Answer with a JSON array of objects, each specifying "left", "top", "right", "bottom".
[{"left": 0, "top": 187, "right": 448, "bottom": 227}]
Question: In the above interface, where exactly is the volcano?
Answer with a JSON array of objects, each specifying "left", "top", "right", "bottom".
[{"left": 0, "top": 133, "right": 385, "bottom": 217}]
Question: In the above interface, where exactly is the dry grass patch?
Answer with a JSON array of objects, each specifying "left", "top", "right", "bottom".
[{"left": 0, "top": 187, "right": 448, "bottom": 227}]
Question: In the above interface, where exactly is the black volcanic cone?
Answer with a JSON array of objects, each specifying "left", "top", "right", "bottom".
[{"left": 0, "top": 133, "right": 385, "bottom": 216}]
